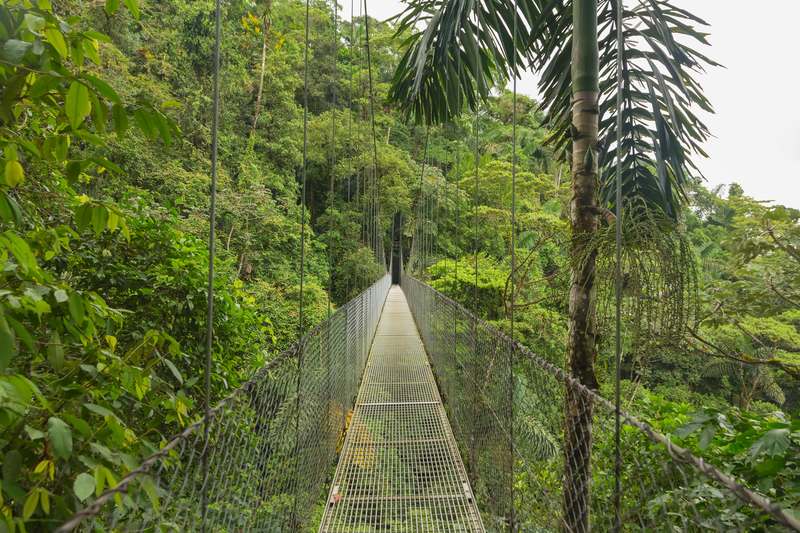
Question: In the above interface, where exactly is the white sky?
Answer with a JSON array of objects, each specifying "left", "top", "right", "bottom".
[{"left": 359, "top": 1, "right": 800, "bottom": 208}]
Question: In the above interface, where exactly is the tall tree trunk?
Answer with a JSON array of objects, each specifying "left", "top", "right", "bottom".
[
  {"left": 250, "top": 0, "right": 273, "bottom": 139},
  {"left": 563, "top": 0, "right": 600, "bottom": 531}
]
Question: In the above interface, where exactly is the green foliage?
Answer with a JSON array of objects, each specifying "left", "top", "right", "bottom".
[
  {"left": 404, "top": 45, "right": 799, "bottom": 528},
  {"left": 429, "top": 255, "right": 507, "bottom": 319},
  {"left": 0, "top": 0, "right": 382, "bottom": 528},
  {"left": 391, "top": 0, "right": 717, "bottom": 216},
  {"left": 0, "top": 0, "right": 797, "bottom": 529},
  {"left": 670, "top": 405, "right": 800, "bottom": 517}
]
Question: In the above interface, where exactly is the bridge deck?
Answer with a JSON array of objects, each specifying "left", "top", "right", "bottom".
[{"left": 320, "top": 286, "right": 484, "bottom": 532}]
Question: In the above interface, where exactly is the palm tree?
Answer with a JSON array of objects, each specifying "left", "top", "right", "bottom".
[
  {"left": 389, "top": 0, "right": 715, "bottom": 530},
  {"left": 704, "top": 349, "right": 786, "bottom": 410}
]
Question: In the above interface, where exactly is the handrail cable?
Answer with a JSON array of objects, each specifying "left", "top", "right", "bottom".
[{"left": 401, "top": 274, "right": 800, "bottom": 531}]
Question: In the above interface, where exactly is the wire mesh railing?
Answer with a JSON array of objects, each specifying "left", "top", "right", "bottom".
[
  {"left": 401, "top": 274, "right": 800, "bottom": 532},
  {"left": 58, "top": 274, "right": 391, "bottom": 532}
]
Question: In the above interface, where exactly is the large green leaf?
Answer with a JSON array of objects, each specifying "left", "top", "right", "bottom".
[
  {"left": 73, "top": 473, "right": 95, "bottom": 502},
  {"left": 1, "top": 39, "right": 32, "bottom": 63},
  {"left": 66, "top": 81, "right": 91, "bottom": 129},
  {"left": 531, "top": 0, "right": 718, "bottom": 216},
  {"left": 44, "top": 27, "right": 68, "bottom": 58},
  {"left": 0, "top": 314, "right": 17, "bottom": 369},
  {"left": 123, "top": 0, "right": 140, "bottom": 20},
  {"left": 47, "top": 416, "right": 73, "bottom": 459},
  {"left": 749, "top": 428, "right": 790, "bottom": 459}
]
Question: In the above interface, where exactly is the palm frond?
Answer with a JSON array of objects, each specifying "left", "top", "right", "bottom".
[
  {"left": 702, "top": 359, "right": 737, "bottom": 379},
  {"left": 389, "top": 0, "right": 538, "bottom": 124},
  {"left": 515, "top": 414, "right": 558, "bottom": 460},
  {"left": 390, "top": 0, "right": 718, "bottom": 216},
  {"left": 533, "top": 0, "right": 719, "bottom": 216},
  {"left": 762, "top": 381, "right": 785, "bottom": 406}
]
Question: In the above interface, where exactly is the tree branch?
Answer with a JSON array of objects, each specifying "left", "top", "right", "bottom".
[
  {"left": 687, "top": 328, "right": 800, "bottom": 380},
  {"left": 766, "top": 227, "right": 800, "bottom": 265},
  {"left": 766, "top": 277, "right": 800, "bottom": 310}
]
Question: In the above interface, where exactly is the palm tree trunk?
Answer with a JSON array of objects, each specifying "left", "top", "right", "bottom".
[{"left": 563, "top": 0, "right": 600, "bottom": 531}]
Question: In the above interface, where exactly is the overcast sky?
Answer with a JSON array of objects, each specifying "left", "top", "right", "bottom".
[{"left": 356, "top": 1, "right": 800, "bottom": 208}]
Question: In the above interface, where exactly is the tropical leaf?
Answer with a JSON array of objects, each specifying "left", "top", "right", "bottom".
[
  {"left": 515, "top": 414, "right": 558, "bottom": 460},
  {"left": 390, "top": 0, "right": 717, "bottom": 216},
  {"left": 531, "top": 0, "right": 718, "bottom": 216},
  {"left": 702, "top": 359, "right": 737, "bottom": 379},
  {"left": 389, "top": 0, "right": 537, "bottom": 124},
  {"left": 762, "top": 381, "right": 785, "bottom": 406}
]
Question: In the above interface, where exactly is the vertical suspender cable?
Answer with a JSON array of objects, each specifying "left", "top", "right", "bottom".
[
  {"left": 427, "top": 180, "right": 432, "bottom": 274},
  {"left": 346, "top": 0, "right": 356, "bottom": 297},
  {"left": 509, "top": 1, "right": 518, "bottom": 529},
  {"left": 325, "top": 0, "right": 338, "bottom": 453},
  {"left": 327, "top": 0, "right": 337, "bottom": 314},
  {"left": 455, "top": 49, "right": 462, "bottom": 309},
  {"left": 472, "top": 6, "right": 482, "bottom": 314},
  {"left": 444, "top": 168, "right": 449, "bottom": 277},
  {"left": 417, "top": 129, "right": 430, "bottom": 274},
  {"left": 347, "top": 0, "right": 355, "bottom": 206},
  {"left": 472, "top": 105, "right": 479, "bottom": 310},
  {"left": 613, "top": 0, "right": 625, "bottom": 530},
  {"left": 363, "top": 0, "right": 381, "bottom": 268},
  {"left": 292, "top": 0, "right": 311, "bottom": 525},
  {"left": 434, "top": 181, "right": 439, "bottom": 268},
  {"left": 422, "top": 180, "right": 427, "bottom": 274},
  {"left": 201, "top": 0, "right": 222, "bottom": 529},
  {"left": 357, "top": 0, "right": 366, "bottom": 252}
]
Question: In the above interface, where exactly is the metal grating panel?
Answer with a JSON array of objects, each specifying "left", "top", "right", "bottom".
[{"left": 320, "top": 287, "right": 484, "bottom": 532}]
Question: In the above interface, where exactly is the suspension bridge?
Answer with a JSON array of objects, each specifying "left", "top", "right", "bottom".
[
  {"left": 52, "top": 0, "right": 800, "bottom": 531},
  {"left": 55, "top": 267, "right": 800, "bottom": 532}
]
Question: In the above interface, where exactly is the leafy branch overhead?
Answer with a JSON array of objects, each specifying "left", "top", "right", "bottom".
[
  {"left": 389, "top": 0, "right": 718, "bottom": 216},
  {"left": 0, "top": 0, "right": 176, "bottom": 223}
]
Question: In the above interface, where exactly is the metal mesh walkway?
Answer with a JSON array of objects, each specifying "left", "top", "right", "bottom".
[{"left": 320, "top": 286, "right": 484, "bottom": 532}]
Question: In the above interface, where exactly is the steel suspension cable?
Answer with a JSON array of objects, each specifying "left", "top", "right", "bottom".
[
  {"left": 443, "top": 165, "right": 449, "bottom": 276},
  {"left": 472, "top": 5, "right": 483, "bottom": 315},
  {"left": 454, "top": 46, "right": 462, "bottom": 304},
  {"left": 472, "top": 106, "right": 479, "bottom": 311},
  {"left": 422, "top": 177, "right": 427, "bottom": 274},
  {"left": 434, "top": 179, "right": 440, "bottom": 269},
  {"left": 356, "top": 0, "right": 367, "bottom": 251},
  {"left": 614, "top": 0, "right": 625, "bottom": 530},
  {"left": 347, "top": 0, "right": 355, "bottom": 206},
  {"left": 363, "top": 0, "right": 381, "bottom": 267},
  {"left": 325, "top": 0, "right": 339, "bottom": 450},
  {"left": 416, "top": 128, "right": 430, "bottom": 274},
  {"left": 427, "top": 177, "right": 433, "bottom": 273},
  {"left": 291, "top": 0, "right": 311, "bottom": 523},
  {"left": 201, "top": 0, "right": 222, "bottom": 529},
  {"left": 509, "top": 1, "right": 518, "bottom": 529},
  {"left": 328, "top": 0, "right": 338, "bottom": 308},
  {"left": 346, "top": 0, "right": 355, "bottom": 296}
]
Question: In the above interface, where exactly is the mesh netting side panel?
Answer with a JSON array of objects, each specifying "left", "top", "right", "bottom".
[
  {"left": 401, "top": 274, "right": 798, "bottom": 532},
  {"left": 64, "top": 275, "right": 391, "bottom": 532},
  {"left": 404, "top": 276, "right": 513, "bottom": 530}
]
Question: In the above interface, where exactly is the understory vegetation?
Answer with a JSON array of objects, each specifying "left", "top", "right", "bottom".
[{"left": 0, "top": 0, "right": 798, "bottom": 530}]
